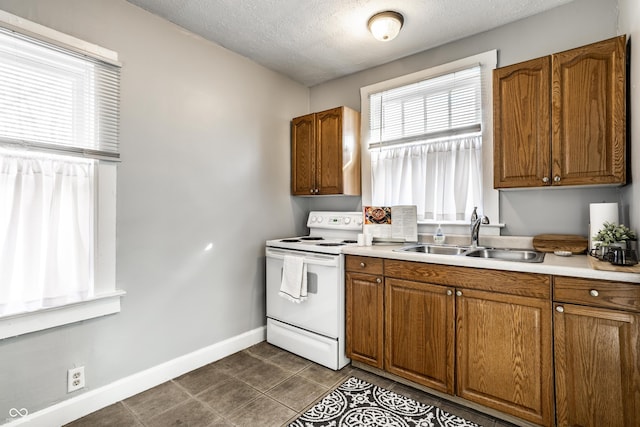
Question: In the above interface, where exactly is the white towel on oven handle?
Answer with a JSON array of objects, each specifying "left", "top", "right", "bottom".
[{"left": 279, "top": 255, "right": 308, "bottom": 303}]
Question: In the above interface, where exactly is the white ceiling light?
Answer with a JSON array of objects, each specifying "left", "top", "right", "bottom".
[{"left": 368, "top": 11, "right": 404, "bottom": 42}]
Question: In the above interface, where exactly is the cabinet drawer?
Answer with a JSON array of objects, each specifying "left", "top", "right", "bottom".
[
  {"left": 384, "top": 259, "right": 551, "bottom": 299},
  {"left": 346, "top": 256, "right": 383, "bottom": 274},
  {"left": 554, "top": 276, "right": 640, "bottom": 312}
]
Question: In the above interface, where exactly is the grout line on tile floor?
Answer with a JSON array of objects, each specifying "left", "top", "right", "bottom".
[
  {"left": 65, "top": 342, "right": 520, "bottom": 427},
  {"left": 118, "top": 399, "right": 147, "bottom": 426}
]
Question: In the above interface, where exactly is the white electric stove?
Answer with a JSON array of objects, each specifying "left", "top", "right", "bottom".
[{"left": 265, "top": 211, "right": 363, "bottom": 370}]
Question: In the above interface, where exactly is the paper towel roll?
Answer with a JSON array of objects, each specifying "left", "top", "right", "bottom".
[{"left": 589, "top": 202, "right": 619, "bottom": 249}]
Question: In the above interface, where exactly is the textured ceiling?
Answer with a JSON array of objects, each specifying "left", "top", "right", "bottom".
[{"left": 126, "top": 0, "right": 574, "bottom": 87}]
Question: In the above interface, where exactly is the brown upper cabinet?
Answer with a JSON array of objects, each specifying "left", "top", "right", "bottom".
[
  {"left": 291, "top": 106, "right": 361, "bottom": 195},
  {"left": 493, "top": 36, "right": 626, "bottom": 188}
]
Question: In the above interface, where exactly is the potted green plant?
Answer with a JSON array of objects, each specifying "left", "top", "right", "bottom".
[{"left": 593, "top": 222, "right": 637, "bottom": 250}]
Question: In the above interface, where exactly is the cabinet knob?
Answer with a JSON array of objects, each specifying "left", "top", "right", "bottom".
[
  {"left": 556, "top": 305, "right": 564, "bottom": 313},
  {"left": 542, "top": 176, "right": 550, "bottom": 183},
  {"left": 590, "top": 289, "right": 599, "bottom": 297},
  {"left": 376, "top": 278, "right": 382, "bottom": 284},
  {"left": 456, "top": 290, "right": 462, "bottom": 297},
  {"left": 446, "top": 290, "right": 453, "bottom": 296},
  {"left": 360, "top": 262, "right": 365, "bottom": 267},
  {"left": 553, "top": 175, "right": 561, "bottom": 183}
]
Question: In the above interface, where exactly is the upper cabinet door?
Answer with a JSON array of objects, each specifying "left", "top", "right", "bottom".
[
  {"left": 551, "top": 35, "right": 626, "bottom": 186},
  {"left": 290, "top": 106, "right": 361, "bottom": 196},
  {"left": 493, "top": 57, "right": 551, "bottom": 188},
  {"left": 316, "top": 107, "right": 344, "bottom": 195},
  {"left": 291, "top": 113, "right": 316, "bottom": 195},
  {"left": 493, "top": 36, "right": 626, "bottom": 189}
]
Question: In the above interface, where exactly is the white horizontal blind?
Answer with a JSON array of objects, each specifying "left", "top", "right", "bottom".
[
  {"left": 0, "top": 27, "right": 120, "bottom": 159},
  {"left": 369, "top": 65, "right": 481, "bottom": 149}
]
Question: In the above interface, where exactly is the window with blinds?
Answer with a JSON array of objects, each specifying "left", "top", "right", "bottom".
[
  {"left": 0, "top": 19, "right": 121, "bottom": 325},
  {"left": 0, "top": 27, "right": 120, "bottom": 159},
  {"left": 362, "top": 51, "right": 497, "bottom": 223},
  {"left": 369, "top": 65, "right": 481, "bottom": 149}
]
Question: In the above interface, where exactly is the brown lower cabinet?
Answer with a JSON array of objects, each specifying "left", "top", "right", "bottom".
[
  {"left": 346, "top": 255, "right": 554, "bottom": 426},
  {"left": 553, "top": 277, "right": 640, "bottom": 427},
  {"left": 345, "top": 256, "right": 384, "bottom": 368},
  {"left": 456, "top": 288, "right": 553, "bottom": 425},
  {"left": 385, "top": 278, "right": 455, "bottom": 394},
  {"left": 346, "top": 256, "right": 640, "bottom": 426}
]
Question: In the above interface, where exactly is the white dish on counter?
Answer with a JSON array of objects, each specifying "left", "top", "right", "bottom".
[{"left": 553, "top": 250, "right": 572, "bottom": 257}]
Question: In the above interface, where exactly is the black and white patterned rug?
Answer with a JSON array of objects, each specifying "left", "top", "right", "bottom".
[{"left": 289, "top": 376, "right": 482, "bottom": 427}]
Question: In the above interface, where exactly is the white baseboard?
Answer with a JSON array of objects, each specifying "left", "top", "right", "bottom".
[{"left": 9, "top": 326, "right": 266, "bottom": 426}]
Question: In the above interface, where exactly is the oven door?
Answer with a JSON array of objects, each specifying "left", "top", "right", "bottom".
[{"left": 265, "top": 247, "right": 343, "bottom": 339}]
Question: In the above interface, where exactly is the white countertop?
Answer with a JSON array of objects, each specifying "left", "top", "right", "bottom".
[{"left": 343, "top": 244, "right": 640, "bottom": 284}]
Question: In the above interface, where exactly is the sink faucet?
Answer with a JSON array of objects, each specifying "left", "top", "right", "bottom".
[{"left": 470, "top": 206, "right": 489, "bottom": 248}]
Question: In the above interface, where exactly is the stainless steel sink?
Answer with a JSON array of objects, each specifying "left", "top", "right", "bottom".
[
  {"left": 394, "top": 244, "right": 546, "bottom": 263},
  {"left": 464, "top": 248, "right": 545, "bottom": 263},
  {"left": 394, "top": 244, "right": 469, "bottom": 256}
]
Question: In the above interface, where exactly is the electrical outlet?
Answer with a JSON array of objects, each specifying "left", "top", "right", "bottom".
[{"left": 67, "top": 366, "right": 85, "bottom": 393}]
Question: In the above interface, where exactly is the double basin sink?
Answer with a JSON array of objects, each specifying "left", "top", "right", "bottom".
[{"left": 394, "top": 244, "right": 545, "bottom": 263}]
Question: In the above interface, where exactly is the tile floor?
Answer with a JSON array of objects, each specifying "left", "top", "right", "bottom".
[{"left": 66, "top": 341, "right": 518, "bottom": 427}]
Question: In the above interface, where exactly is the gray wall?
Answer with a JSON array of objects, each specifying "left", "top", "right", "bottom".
[
  {"left": 309, "top": 0, "right": 634, "bottom": 236},
  {"left": 0, "top": 0, "right": 309, "bottom": 418}
]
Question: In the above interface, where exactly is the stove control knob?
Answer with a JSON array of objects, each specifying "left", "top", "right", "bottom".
[
  {"left": 356, "top": 218, "right": 363, "bottom": 226},
  {"left": 344, "top": 217, "right": 351, "bottom": 224},
  {"left": 310, "top": 216, "right": 317, "bottom": 223},
  {"left": 317, "top": 217, "right": 323, "bottom": 223}
]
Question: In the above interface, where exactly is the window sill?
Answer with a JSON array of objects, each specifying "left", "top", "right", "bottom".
[{"left": 0, "top": 290, "right": 125, "bottom": 340}]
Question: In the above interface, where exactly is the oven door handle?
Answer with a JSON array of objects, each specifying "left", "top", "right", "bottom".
[{"left": 265, "top": 248, "right": 340, "bottom": 267}]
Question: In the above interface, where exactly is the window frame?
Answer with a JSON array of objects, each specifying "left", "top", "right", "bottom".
[
  {"left": 0, "top": 10, "right": 122, "bottom": 340},
  {"left": 360, "top": 50, "right": 500, "bottom": 235}
]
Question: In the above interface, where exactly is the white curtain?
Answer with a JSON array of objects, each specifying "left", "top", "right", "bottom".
[
  {"left": 371, "top": 135, "right": 482, "bottom": 221},
  {"left": 0, "top": 151, "right": 94, "bottom": 316}
]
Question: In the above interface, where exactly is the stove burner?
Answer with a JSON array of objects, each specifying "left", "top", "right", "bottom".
[
  {"left": 316, "top": 242, "right": 346, "bottom": 247},
  {"left": 300, "top": 236, "right": 324, "bottom": 241},
  {"left": 280, "top": 239, "right": 301, "bottom": 243},
  {"left": 342, "top": 240, "right": 357, "bottom": 244}
]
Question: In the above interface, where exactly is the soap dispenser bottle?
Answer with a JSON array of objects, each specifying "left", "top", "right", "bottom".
[{"left": 434, "top": 224, "right": 446, "bottom": 244}]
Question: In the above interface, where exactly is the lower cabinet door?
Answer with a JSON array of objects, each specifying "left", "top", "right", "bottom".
[
  {"left": 346, "top": 272, "right": 384, "bottom": 368},
  {"left": 456, "top": 289, "right": 553, "bottom": 426},
  {"left": 554, "top": 303, "right": 640, "bottom": 427},
  {"left": 385, "top": 278, "right": 455, "bottom": 394}
]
